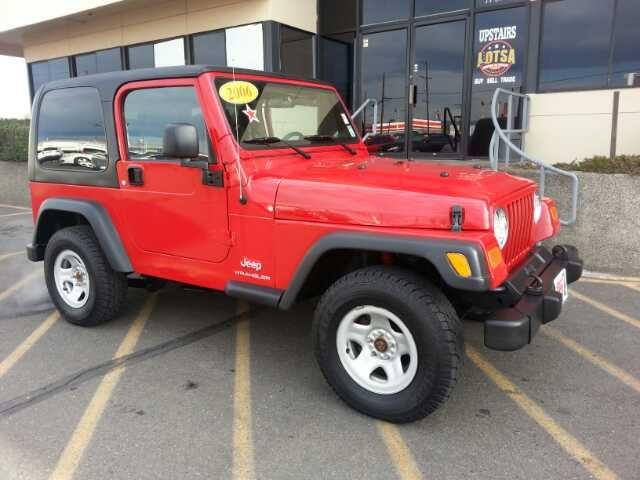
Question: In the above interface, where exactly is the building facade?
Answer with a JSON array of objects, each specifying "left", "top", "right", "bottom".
[{"left": 1, "top": 0, "right": 638, "bottom": 163}]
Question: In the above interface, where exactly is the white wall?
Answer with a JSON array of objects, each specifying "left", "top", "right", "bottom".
[{"left": 525, "top": 88, "right": 640, "bottom": 164}]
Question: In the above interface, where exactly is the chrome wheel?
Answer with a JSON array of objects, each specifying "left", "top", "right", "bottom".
[
  {"left": 336, "top": 305, "right": 418, "bottom": 395},
  {"left": 53, "top": 249, "right": 90, "bottom": 309}
]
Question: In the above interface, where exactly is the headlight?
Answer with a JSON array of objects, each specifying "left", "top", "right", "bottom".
[
  {"left": 533, "top": 192, "right": 542, "bottom": 223},
  {"left": 493, "top": 208, "right": 509, "bottom": 250}
]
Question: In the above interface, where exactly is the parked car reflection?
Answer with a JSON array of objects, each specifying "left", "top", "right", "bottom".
[{"left": 37, "top": 140, "right": 108, "bottom": 171}]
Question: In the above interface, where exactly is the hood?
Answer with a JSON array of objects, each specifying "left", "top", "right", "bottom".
[{"left": 273, "top": 156, "right": 535, "bottom": 230}]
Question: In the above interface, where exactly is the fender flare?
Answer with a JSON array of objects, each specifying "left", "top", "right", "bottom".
[
  {"left": 28, "top": 198, "right": 133, "bottom": 273},
  {"left": 278, "top": 232, "right": 489, "bottom": 309}
]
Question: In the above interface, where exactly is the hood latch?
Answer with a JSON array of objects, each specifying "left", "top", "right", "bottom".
[{"left": 451, "top": 205, "right": 464, "bottom": 232}]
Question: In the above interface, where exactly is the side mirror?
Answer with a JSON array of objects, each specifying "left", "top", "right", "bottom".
[{"left": 163, "top": 123, "right": 199, "bottom": 159}]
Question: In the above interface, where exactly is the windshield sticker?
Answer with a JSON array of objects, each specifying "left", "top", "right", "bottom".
[
  {"left": 242, "top": 104, "right": 260, "bottom": 124},
  {"left": 340, "top": 113, "right": 350, "bottom": 125},
  {"left": 218, "top": 80, "right": 259, "bottom": 104}
]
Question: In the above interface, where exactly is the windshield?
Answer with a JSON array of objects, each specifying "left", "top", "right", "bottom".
[{"left": 214, "top": 77, "right": 358, "bottom": 147}]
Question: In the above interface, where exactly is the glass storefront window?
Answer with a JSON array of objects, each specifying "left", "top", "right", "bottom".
[
  {"left": 318, "top": 33, "right": 354, "bottom": 107},
  {"left": 128, "top": 44, "right": 154, "bottom": 69},
  {"left": 468, "top": 7, "right": 527, "bottom": 156},
  {"left": 360, "top": 29, "right": 408, "bottom": 153},
  {"left": 361, "top": 0, "right": 411, "bottom": 26},
  {"left": 30, "top": 58, "right": 70, "bottom": 94},
  {"left": 226, "top": 24, "right": 264, "bottom": 71},
  {"left": 75, "top": 48, "right": 122, "bottom": 76},
  {"left": 611, "top": 0, "right": 640, "bottom": 87},
  {"left": 539, "top": 0, "right": 614, "bottom": 91},
  {"left": 153, "top": 38, "right": 185, "bottom": 67},
  {"left": 415, "top": 0, "right": 470, "bottom": 17},
  {"left": 192, "top": 30, "right": 227, "bottom": 65},
  {"left": 280, "top": 26, "right": 314, "bottom": 78},
  {"left": 411, "top": 21, "right": 466, "bottom": 155}
]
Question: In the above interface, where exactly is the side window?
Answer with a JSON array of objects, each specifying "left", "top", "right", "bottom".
[
  {"left": 123, "top": 86, "right": 209, "bottom": 160},
  {"left": 37, "top": 87, "right": 108, "bottom": 172}
]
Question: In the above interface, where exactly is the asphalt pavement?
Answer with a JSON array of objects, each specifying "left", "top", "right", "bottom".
[{"left": 0, "top": 203, "right": 638, "bottom": 480}]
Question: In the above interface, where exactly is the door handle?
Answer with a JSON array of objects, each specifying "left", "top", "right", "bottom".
[{"left": 128, "top": 166, "right": 144, "bottom": 186}]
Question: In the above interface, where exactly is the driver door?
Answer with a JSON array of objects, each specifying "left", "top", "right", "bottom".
[{"left": 116, "top": 79, "right": 230, "bottom": 263}]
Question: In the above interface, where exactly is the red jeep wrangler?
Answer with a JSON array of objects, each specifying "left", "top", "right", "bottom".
[{"left": 27, "top": 66, "right": 582, "bottom": 423}]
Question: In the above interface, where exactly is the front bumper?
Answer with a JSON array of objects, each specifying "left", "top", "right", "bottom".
[{"left": 484, "top": 245, "right": 583, "bottom": 351}]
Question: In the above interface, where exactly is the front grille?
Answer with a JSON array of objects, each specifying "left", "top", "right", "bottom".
[{"left": 503, "top": 193, "right": 534, "bottom": 270}]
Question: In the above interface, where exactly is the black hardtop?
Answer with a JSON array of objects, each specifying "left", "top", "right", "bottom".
[{"left": 38, "top": 65, "right": 332, "bottom": 100}]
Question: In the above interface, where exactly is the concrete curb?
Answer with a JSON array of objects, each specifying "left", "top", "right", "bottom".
[
  {"left": 511, "top": 169, "right": 639, "bottom": 277},
  {"left": 0, "top": 161, "right": 29, "bottom": 207}
]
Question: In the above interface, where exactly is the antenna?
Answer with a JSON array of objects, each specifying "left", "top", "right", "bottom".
[{"left": 231, "top": 65, "right": 248, "bottom": 204}]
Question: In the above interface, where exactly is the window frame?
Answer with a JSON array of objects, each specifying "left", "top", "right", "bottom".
[{"left": 115, "top": 78, "right": 214, "bottom": 164}]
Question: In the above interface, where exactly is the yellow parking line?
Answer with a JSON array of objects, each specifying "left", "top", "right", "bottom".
[
  {"left": 466, "top": 344, "right": 618, "bottom": 480},
  {"left": 0, "top": 203, "right": 30, "bottom": 211},
  {"left": 622, "top": 283, "right": 640, "bottom": 294},
  {"left": 0, "top": 270, "right": 42, "bottom": 303},
  {"left": 376, "top": 421, "right": 422, "bottom": 480},
  {"left": 0, "top": 311, "right": 59, "bottom": 378},
  {"left": 232, "top": 300, "right": 255, "bottom": 480},
  {"left": 542, "top": 326, "right": 640, "bottom": 394},
  {"left": 0, "top": 251, "right": 22, "bottom": 263},
  {"left": 580, "top": 278, "right": 640, "bottom": 294},
  {"left": 571, "top": 290, "right": 640, "bottom": 330},
  {"left": 0, "top": 212, "right": 31, "bottom": 217},
  {"left": 49, "top": 294, "right": 157, "bottom": 480}
]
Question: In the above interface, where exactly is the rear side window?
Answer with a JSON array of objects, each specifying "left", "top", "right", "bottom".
[
  {"left": 37, "top": 87, "right": 108, "bottom": 172},
  {"left": 123, "top": 87, "right": 209, "bottom": 160}
]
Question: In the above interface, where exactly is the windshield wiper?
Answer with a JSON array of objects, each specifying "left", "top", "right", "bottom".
[
  {"left": 244, "top": 136, "right": 311, "bottom": 159},
  {"left": 304, "top": 135, "right": 357, "bottom": 156}
]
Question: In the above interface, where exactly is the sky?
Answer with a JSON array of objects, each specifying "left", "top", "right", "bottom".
[{"left": 0, "top": 55, "right": 31, "bottom": 119}]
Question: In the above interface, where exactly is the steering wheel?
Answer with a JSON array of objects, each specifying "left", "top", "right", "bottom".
[{"left": 282, "top": 131, "right": 305, "bottom": 141}]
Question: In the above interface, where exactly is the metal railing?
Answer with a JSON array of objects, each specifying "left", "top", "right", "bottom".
[
  {"left": 351, "top": 98, "right": 379, "bottom": 139},
  {"left": 489, "top": 88, "right": 579, "bottom": 226}
]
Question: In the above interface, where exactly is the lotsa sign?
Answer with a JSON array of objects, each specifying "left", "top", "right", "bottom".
[
  {"left": 218, "top": 80, "right": 259, "bottom": 104},
  {"left": 477, "top": 40, "right": 516, "bottom": 77}
]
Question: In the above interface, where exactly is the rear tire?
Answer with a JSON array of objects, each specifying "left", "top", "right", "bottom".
[
  {"left": 313, "top": 266, "right": 463, "bottom": 423},
  {"left": 44, "top": 225, "right": 127, "bottom": 326}
]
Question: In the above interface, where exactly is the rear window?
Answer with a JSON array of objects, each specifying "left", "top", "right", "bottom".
[{"left": 37, "top": 87, "right": 108, "bottom": 172}]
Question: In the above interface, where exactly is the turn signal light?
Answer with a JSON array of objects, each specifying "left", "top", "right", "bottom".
[
  {"left": 446, "top": 252, "right": 472, "bottom": 278},
  {"left": 550, "top": 205, "right": 559, "bottom": 222},
  {"left": 487, "top": 246, "right": 504, "bottom": 269}
]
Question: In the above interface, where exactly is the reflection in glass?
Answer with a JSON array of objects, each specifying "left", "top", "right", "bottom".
[
  {"left": 411, "top": 21, "right": 466, "bottom": 154},
  {"left": 539, "top": 0, "right": 614, "bottom": 91},
  {"left": 361, "top": 0, "right": 410, "bottom": 26},
  {"left": 611, "top": 0, "right": 640, "bottom": 87},
  {"left": 360, "top": 29, "right": 407, "bottom": 154},
  {"left": 124, "top": 87, "right": 208, "bottom": 160},
  {"left": 37, "top": 88, "right": 108, "bottom": 171}
]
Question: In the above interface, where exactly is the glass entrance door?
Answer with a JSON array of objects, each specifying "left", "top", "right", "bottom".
[
  {"left": 359, "top": 29, "right": 408, "bottom": 154},
  {"left": 410, "top": 20, "right": 467, "bottom": 157}
]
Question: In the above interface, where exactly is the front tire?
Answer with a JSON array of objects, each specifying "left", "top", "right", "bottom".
[
  {"left": 313, "top": 266, "right": 463, "bottom": 423},
  {"left": 44, "top": 226, "right": 128, "bottom": 326}
]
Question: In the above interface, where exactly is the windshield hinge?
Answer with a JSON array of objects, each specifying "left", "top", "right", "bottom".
[{"left": 451, "top": 205, "right": 464, "bottom": 232}]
